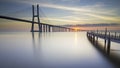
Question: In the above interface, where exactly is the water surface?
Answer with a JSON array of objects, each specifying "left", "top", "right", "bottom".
[{"left": 0, "top": 32, "right": 116, "bottom": 68}]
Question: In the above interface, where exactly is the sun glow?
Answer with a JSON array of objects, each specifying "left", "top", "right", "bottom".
[{"left": 73, "top": 27, "right": 80, "bottom": 31}]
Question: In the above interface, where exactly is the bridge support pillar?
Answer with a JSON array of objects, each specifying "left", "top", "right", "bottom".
[
  {"left": 31, "top": 4, "right": 42, "bottom": 32},
  {"left": 43, "top": 25, "right": 45, "bottom": 32},
  {"left": 52, "top": 27, "right": 54, "bottom": 32},
  {"left": 48, "top": 25, "right": 51, "bottom": 32},
  {"left": 45, "top": 25, "right": 47, "bottom": 32}
]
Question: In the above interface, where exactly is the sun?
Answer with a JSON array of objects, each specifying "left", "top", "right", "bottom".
[{"left": 73, "top": 27, "right": 80, "bottom": 31}]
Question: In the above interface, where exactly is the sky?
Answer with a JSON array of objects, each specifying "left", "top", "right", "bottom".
[{"left": 0, "top": 0, "right": 120, "bottom": 31}]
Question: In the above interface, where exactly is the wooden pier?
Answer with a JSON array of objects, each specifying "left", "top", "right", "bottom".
[{"left": 87, "top": 28, "right": 120, "bottom": 55}]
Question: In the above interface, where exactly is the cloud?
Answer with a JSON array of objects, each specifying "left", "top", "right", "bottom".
[
  {"left": 40, "top": 16, "right": 106, "bottom": 24},
  {"left": 60, "top": 0, "right": 81, "bottom": 4},
  {"left": 18, "top": 0, "right": 114, "bottom": 15},
  {"left": 41, "top": 17, "right": 79, "bottom": 23},
  {"left": 38, "top": 3, "right": 111, "bottom": 15},
  {"left": 2, "top": 0, "right": 120, "bottom": 24},
  {"left": 84, "top": 13, "right": 120, "bottom": 22}
]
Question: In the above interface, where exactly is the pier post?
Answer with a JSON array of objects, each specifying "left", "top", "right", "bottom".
[
  {"left": 107, "top": 32, "right": 111, "bottom": 55},
  {"left": 93, "top": 33, "right": 95, "bottom": 44},
  {"left": 119, "top": 34, "right": 120, "bottom": 38},
  {"left": 96, "top": 29, "right": 98, "bottom": 45},
  {"left": 104, "top": 28, "right": 107, "bottom": 50},
  {"left": 115, "top": 32, "right": 117, "bottom": 38}
]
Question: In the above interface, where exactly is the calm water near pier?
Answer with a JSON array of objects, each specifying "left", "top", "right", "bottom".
[{"left": 0, "top": 32, "right": 118, "bottom": 68}]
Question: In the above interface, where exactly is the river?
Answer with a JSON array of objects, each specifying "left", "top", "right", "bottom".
[{"left": 0, "top": 32, "right": 117, "bottom": 68}]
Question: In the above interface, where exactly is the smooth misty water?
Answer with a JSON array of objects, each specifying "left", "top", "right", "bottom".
[{"left": 0, "top": 32, "right": 116, "bottom": 68}]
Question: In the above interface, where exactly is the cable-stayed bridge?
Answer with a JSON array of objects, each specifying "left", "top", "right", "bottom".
[{"left": 0, "top": 4, "right": 75, "bottom": 32}]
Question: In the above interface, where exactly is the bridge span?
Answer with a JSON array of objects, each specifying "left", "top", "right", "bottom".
[{"left": 0, "top": 5, "right": 75, "bottom": 32}]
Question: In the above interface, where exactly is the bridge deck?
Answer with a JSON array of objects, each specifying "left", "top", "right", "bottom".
[{"left": 0, "top": 15, "right": 71, "bottom": 29}]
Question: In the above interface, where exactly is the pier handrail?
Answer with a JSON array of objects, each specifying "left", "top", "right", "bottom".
[
  {"left": 87, "top": 30, "right": 120, "bottom": 43},
  {"left": 87, "top": 29, "right": 120, "bottom": 55}
]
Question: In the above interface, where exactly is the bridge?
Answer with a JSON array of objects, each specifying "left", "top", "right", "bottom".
[
  {"left": 0, "top": 15, "right": 74, "bottom": 32},
  {"left": 0, "top": 4, "right": 75, "bottom": 32}
]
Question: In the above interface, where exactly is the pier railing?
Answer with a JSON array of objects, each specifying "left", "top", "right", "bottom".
[{"left": 87, "top": 29, "right": 120, "bottom": 55}]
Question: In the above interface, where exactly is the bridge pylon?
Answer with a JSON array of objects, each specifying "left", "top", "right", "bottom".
[{"left": 31, "top": 4, "right": 42, "bottom": 32}]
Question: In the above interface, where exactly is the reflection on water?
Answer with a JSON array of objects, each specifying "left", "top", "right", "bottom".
[{"left": 0, "top": 32, "right": 116, "bottom": 68}]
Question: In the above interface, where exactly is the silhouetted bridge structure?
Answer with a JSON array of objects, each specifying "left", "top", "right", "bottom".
[
  {"left": 0, "top": 15, "right": 74, "bottom": 32},
  {"left": 87, "top": 28, "right": 120, "bottom": 55},
  {"left": 0, "top": 4, "right": 75, "bottom": 32}
]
